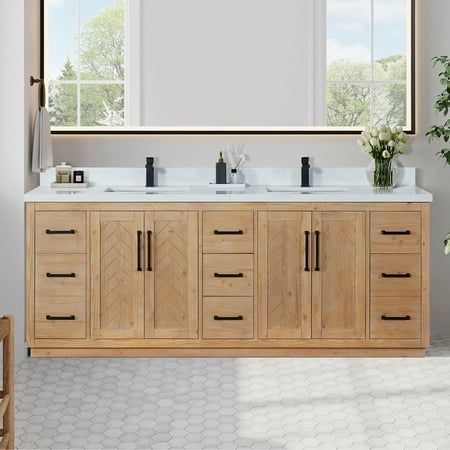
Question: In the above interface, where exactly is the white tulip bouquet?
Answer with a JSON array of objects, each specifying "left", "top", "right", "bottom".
[
  {"left": 445, "top": 234, "right": 450, "bottom": 255},
  {"left": 357, "top": 125, "right": 409, "bottom": 189}
]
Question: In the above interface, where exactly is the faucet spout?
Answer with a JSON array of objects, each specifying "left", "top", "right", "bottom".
[
  {"left": 301, "top": 157, "right": 310, "bottom": 188},
  {"left": 146, "top": 157, "right": 155, "bottom": 187}
]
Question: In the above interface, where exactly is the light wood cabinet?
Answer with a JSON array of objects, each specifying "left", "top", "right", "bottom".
[{"left": 26, "top": 202, "right": 430, "bottom": 357}]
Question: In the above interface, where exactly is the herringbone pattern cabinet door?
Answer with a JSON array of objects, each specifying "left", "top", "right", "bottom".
[
  {"left": 312, "top": 212, "right": 366, "bottom": 339},
  {"left": 91, "top": 212, "right": 144, "bottom": 338},
  {"left": 145, "top": 212, "right": 198, "bottom": 338},
  {"left": 258, "top": 212, "right": 312, "bottom": 338}
]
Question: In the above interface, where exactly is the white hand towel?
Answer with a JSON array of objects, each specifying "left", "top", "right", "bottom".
[{"left": 32, "top": 106, "right": 53, "bottom": 173}]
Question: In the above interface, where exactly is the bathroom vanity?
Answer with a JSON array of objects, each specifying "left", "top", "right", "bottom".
[{"left": 25, "top": 169, "right": 432, "bottom": 357}]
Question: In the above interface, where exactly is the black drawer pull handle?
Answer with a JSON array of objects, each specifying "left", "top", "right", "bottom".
[
  {"left": 46, "top": 272, "right": 75, "bottom": 278},
  {"left": 381, "top": 230, "right": 411, "bottom": 235},
  {"left": 314, "top": 231, "right": 320, "bottom": 271},
  {"left": 304, "top": 231, "right": 310, "bottom": 272},
  {"left": 381, "top": 315, "right": 411, "bottom": 321},
  {"left": 46, "top": 315, "right": 76, "bottom": 321},
  {"left": 137, "top": 231, "right": 143, "bottom": 272},
  {"left": 214, "top": 315, "right": 243, "bottom": 321},
  {"left": 147, "top": 230, "right": 152, "bottom": 272},
  {"left": 214, "top": 230, "right": 244, "bottom": 235},
  {"left": 214, "top": 272, "right": 244, "bottom": 278},
  {"left": 46, "top": 229, "right": 76, "bottom": 235},
  {"left": 382, "top": 273, "right": 411, "bottom": 278}
]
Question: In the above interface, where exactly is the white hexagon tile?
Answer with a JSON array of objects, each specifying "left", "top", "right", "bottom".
[{"left": 15, "top": 338, "right": 450, "bottom": 449}]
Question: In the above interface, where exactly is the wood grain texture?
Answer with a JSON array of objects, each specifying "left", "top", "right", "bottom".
[
  {"left": 421, "top": 204, "right": 430, "bottom": 347},
  {"left": 203, "top": 211, "right": 254, "bottom": 253},
  {"left": 35, "top": 296, "right": 86, "bottom": 339},
  {"left": 35, "top": 254, "right": 86, "bottom": 297},
  {"left": 203, "top": 254, "right": 254, "bottom": 297},
  {"left": 258, "top": 212, "right": 312, "bottom": 339},
  {"left": 91, "top": 212, "right": 144, "bottom": 339},
  {"left": 312, "top": 212, "right": 366, "bottom": 339},
  {"left": 203, "top": 297, "right": 253, "bottom": 339},
  {"left": 35, "top": 211, "right": 86, "bottom": 254},
  {"left": 370, "top": 254, "right": 421, "bottom": 297},
  {"left": 1, "top": 316, "right": 14, "bottom": 449},
  {"left": 370, "top": 212, "right": 421, "bottom": 254},
  {"left": 145, "top": 212, "right": 198, "bottom": 339},
  {"left": 370, "top": 297, "right": 421, "bottom": 339},
  {"left": 26, "top": 203, "right": 35, "bottom": 346}
]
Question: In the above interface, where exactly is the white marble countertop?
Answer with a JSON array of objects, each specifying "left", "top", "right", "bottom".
[{"left": 24, "top": 184, "right": 433, "bottom": 203}]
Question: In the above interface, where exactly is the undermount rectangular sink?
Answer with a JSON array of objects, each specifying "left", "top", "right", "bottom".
[
  {"left": 266, "top": 186, "right": 348, "bottom": 194},
  {"left": 105, "top": 186, "right": 190, "bottom": 194}
]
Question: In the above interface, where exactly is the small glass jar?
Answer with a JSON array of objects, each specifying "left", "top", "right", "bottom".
[
  {"left": 230, "top": 168, "right": 245, "bottom": 185},
  {"left": 56, "top": 162, "right": 72, "bottom": 184}
]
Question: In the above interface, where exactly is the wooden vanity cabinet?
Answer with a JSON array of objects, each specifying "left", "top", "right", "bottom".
[{"left": 26, "top": 202, "right": 430, "bottom": 357}]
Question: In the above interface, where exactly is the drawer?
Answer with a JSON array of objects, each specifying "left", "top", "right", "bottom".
[
  {"left": 203, "top": 211, "right": 254, "bottom": 253},
  {"left": 370, "top": 212, "right": 421, "bottom": 253},
  {"left": 35, "top": 212, "right": 86, "bottom": 254},
  {"left": 35, "top": 296, "right": 86, "bottom": 339},
  {"left": 36, "top": 254, "right": 86, "bottom": 297},
  {"left": 203, "top": 297, "right": 253, "bottom": 339},
  {"left": 371, "top": 254, "right": 421, "bottom": 297},
  {"left": 203, "top": 254, "right": 253, "bottom": 296},
  {"left": 370, "top": 297, "right": 421, "bottom": 339}
]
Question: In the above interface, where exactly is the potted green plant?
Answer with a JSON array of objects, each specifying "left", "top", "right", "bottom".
[{"left": 426, "top": 55, "right": 450, "bottom": 254}]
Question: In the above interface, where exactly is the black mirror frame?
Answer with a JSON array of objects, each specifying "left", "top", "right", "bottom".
[{"left": 40, "top": 0, "right": 416, "bottom": 136}]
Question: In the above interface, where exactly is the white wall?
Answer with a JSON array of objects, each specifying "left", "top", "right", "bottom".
[
  {"left": 53, "top": 0, "right": 450, "bottom": 337},
  {"left": 0, "top": 0, "right": 39, "bottom": 362}
]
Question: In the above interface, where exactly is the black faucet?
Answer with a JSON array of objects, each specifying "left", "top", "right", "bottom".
[
  {"left": 301, "top": 157, "right": 310, "bottom": 188},
  {"left": 146, "top": 157, "right": 155, "bottom": 187}
]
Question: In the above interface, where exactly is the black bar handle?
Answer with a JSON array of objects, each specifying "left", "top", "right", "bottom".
[
  {"left": 381, "top": 315, "right": 411, "bottom": 321},
  {"left": 214, "top": 272, "right": 244, "bottom": 278},
  {"left": 147, "top": 230, "right": 152, "bottom": 272},
  {"left": 214, "top": 315, "right": 243, "bottom": 321},
  {"left": 314, "top": 231, "right": 320, "bottom": 272},
  {"left": 137, "top": 231, "right": 143, "bottom": 272},
  {"left": 46, "top": 315, "right": 76, "bottom": 321},
  {"left": 382, "top": 273, "right": 411, "bottom": 278},
  {"left": 381, "top": 230, "right": 411, "bottom": 235},
  {"left": 46, "top": 272, "right": 75, "bottom": 278},
  {"left": 45, "top": 229, "right": 75, "bottom": 235},
  {"left": 214, "top": 230, "right": 244, "bottom": 235},
  {"left": 304, "top": 231, "right": 310, "bottom": 272}
]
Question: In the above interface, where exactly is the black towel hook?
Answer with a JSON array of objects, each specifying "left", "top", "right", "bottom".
[{"left": 30, "top": 76, "right": 46, "bottom": 108}]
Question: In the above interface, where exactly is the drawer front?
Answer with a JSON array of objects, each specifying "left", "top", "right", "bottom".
[
  {"left": 203, "top": 297, "right": 253, "bottom": 339},
  {"left": 370, "top": 297, "right": 421, "bottom": 339},
  {"left": 36, "top": 254, "right": 86, "bottom": 297},
  {"left": 35, "top": 296, "right": 86, "bottom": 339},
  {"left": 371, "top": 254, "right": 421, "bottom": 297},
  {"left": 35, "top": 211, "right": 87, "bottom": 254},
  {"left": 370, "top": 212, "right": 421, "bottom": 253},
  {"left": 203, "top": 254, "right": 254, "bottom": 296},
  {"left": 203, "top": 211, "right": 254, "bottom": 253}
]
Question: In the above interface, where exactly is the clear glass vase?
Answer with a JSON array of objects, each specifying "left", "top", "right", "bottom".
[{"left": 366, "top": 158, "right": 398, "bottom": 192}]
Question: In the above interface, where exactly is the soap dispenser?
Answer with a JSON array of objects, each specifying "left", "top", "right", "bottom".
[{"left": 216, "top": 152, "right": 227, "bottom": 184}]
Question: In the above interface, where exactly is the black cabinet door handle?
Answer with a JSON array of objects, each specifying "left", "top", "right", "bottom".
[
  {"left": 46, "top": 315, "right": 76, "bottom": 321},
  {"left": 46, "top": 272, "right": 75, "bottom": 278},
  {"left": 45, "top": 229, "right": 75, "bottom": 235},
  {"left": 382, "top": 273, "right": 411, "bottom": 278},
  {"left": 214, "top": 230, "right": 244, "bottom": 235},
  {"left": 304, "top": 231, "right": 310, "bottom": 272},
  {"left": 314, "top": 231, "right": 320, "bottom": 272},
  {"left": 214, "top": 272, "right": 244, "bottom": 278},
  {"left": 137, "top": 231, "right": 143, "bottom": 272},
  {"left": 381, "top": 230, "right": 411, "bottom": 235},
  {"left": 381, "top": 315, "right": 411, "bottom": 321},
  {"left": 147, "top": 230, "right": 152, "bottom": 272},
  {"left": 214, "top": 315, "right": 243, "bottom": 321}
]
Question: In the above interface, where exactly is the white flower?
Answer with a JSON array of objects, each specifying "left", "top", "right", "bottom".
[
  {"left": 379, "top": 132, "right": 391, "bottom": 142},
  {"left": 399, "top": 132, "right": 408, "bottom": 143},
  {"left": 369, "top": 137, "right": 378, "bottom": 147},
  {"left": 388, "top": 140, "right": 396, "bottom": 148},
  {"left": 370, "top": 128, "right": 379, "bottom": 138},
  {"left": 382, "top": 149, "right": 391, "bottom": 159},
  {"left": 397, "top": 142, "right": 406, "bottom": 154},
  {"left": 445, "top": 235, "right": 450, "bottom": 255}
]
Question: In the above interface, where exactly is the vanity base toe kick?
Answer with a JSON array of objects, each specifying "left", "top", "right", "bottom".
[{"left": 26, "top": 202, "right": 430, "bottom": 358}]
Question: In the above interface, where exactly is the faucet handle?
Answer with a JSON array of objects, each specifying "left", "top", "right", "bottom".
[
  {"left": 146, "top": 157, "right": 154, "bottom": 166},
  {"left": 301, "top": 157, "right": 310, "bottom": 167}
]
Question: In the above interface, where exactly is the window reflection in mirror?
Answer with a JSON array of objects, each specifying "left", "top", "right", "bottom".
[{"left": 44, "top": 0, "right": 414, "bottom": 133}]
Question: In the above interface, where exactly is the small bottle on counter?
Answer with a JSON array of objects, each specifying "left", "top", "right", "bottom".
[
  {"left": 216, "top": 152, "right": 227, "bottom": 184},
  {"left": 55, "top": 162, "right": 72, "bottom": 184}
]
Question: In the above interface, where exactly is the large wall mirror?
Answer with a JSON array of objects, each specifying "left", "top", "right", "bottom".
[{"left": 42, "top": 0, "right": 415, "bottom": 134}]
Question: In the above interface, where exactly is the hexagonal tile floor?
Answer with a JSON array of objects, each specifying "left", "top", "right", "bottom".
[{"left": 16, "top": 338, "right": 450, "bottom": 449}]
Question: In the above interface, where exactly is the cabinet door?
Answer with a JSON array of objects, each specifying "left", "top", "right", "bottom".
[
  {"left": 258, "top": 212, "right": 312, "bottom": 338},
  {"left": 91, "top": 212, "right": 144, "bottom": 338},
  {"left": 145, "top": 212, "right": 198, "bottom": 338},
  {"left": 312, "top": 212, "right": 366, "bottom": 339}
]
